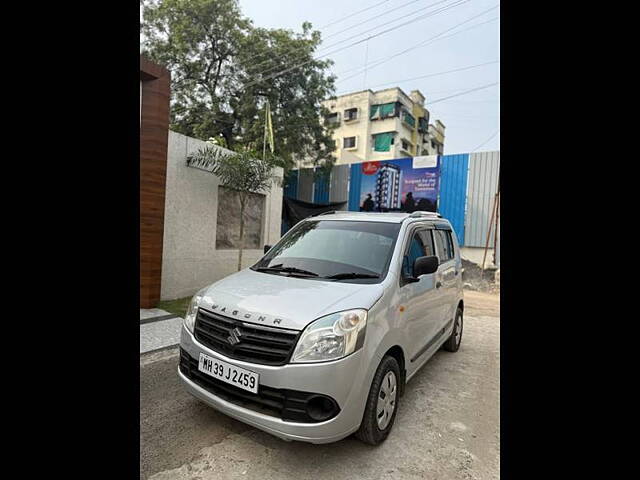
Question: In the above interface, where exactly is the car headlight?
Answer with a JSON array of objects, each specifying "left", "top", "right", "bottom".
[
  {"left": 291, "top": 309, "right": 367, "bottom": 363},
  {"left": 184, "top": 287, "right": 208, "bottom": 333}
]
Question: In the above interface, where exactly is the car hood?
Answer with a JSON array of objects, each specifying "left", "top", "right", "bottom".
[{"left": 197, "top": 268, "right": 385, "bottom": 331}]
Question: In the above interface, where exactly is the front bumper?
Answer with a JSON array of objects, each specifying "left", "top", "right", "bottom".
[{"left": 178, "top": 325, "right": 369, "bottom": 443}]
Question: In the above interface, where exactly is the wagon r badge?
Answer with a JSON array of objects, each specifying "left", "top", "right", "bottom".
[{"left": 227, "top": 328, "right": 242, "bottom": 346}]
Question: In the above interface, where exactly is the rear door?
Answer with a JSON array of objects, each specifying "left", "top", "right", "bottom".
[
  {"left": 433, "top": 227, "right": 459, "bottom": 327},
  {"left": 397, "top": 225, "right": 441, "bottom": 363}
]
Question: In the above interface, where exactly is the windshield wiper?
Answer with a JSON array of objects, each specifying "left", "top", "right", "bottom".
[
  {"left": 256, "top": 264, "right": 319, "bottom": 277},
  {"left": 324, "top": 272, "right": 380, "bottom": 280}
]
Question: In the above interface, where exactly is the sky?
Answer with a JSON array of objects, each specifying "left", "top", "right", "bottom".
[{"left": 239, "top": 0, "right": 500, "bottom": 154}]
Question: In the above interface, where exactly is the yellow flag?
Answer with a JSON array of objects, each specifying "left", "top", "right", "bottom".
[{"left": 266, "top": 100, "right": 275, "bottom": 154}]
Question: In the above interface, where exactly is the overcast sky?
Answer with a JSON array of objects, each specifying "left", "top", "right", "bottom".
[{"left": 239, "top": 0, "right": 500, "bottom": 154}]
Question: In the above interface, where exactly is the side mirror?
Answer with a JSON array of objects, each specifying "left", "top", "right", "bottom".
[
  {"left": 263, "top": 244, "right": 272, "bottom": 254},
  {"left": 413, "top": 255, "right": 439, "bottom": 277}
]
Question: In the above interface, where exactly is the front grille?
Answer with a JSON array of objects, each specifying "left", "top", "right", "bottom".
[
  {"left": 194, "top": 308, "right": 300, "bottom": 366},
  {"left": 179, "top": 349, "right": 339, "bottom": 423}
]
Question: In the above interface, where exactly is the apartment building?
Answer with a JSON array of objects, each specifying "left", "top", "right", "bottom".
[{"left": 321, "top": 87, "right": 446, "bottom": 165}]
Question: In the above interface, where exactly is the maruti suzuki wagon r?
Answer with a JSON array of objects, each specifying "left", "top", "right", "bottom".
[{"left": 178, "top": 211, "right": 464, "bottom": 445}]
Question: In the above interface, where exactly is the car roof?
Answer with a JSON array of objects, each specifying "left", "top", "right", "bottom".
[{"left": 307, "top": 211, "right": 449, "bottom": 225}]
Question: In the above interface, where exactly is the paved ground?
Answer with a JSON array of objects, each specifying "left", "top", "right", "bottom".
[
  {"left": 140, "top": 317, "right": 183, "bottom": 354},
  {"left": 140, "top": 290, "right": 499, "bottom": 480}
]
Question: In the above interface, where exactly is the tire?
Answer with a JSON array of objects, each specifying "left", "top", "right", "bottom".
[
  {"left": 355, "top": 355, "right": 401, "bottom": 445},
  {"left": 443, "top": 307, "right": 463, "bottom": 352}
]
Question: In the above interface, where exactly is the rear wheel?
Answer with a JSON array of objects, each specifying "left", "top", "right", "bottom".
[
  {"left": 443, "top": 307, "right": 463, "bottom": 352},
  {"left": 355, "top": 355, "right": 400, "bottom": 445}
]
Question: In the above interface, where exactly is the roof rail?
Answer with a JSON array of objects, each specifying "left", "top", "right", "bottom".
[
  {"left": 409, "top": 211, "right": 442, "bottom": 218},
  {"left": 315, "top": 210, "right": 336, "bottom": 216}
]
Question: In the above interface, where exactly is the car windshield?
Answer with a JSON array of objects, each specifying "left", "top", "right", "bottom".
[{"left": 252, "top": 220, "right": 402, "bottom": 282}]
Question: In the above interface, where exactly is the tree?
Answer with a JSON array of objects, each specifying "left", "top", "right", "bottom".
[
  {"left": 186, "top": 145, "right": 277, "bottom": 271},
  {"left": 141, "top": 0, "right": 337, "bottom": 171}
]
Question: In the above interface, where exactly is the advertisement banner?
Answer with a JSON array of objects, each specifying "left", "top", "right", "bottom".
[{"left": 356, "top": 157, "right": 440, "bottom": 213}]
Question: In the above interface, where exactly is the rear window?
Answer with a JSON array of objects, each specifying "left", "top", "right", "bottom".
[{"left": 434, "top": 230, "right": 454, "bottom": 262}]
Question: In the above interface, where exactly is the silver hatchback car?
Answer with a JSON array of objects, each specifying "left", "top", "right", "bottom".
[{"left": 178, "top": 211, "right": 464, "bottom": 445}]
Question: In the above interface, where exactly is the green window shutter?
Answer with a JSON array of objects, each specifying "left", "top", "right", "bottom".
[
  {"left": 380, "top": 103, "right": 395, "bottom": 117},
  {"left": 403, "top": 111, "right": 416, "bottom": 128},
  {"left": 374, "top": 132, "right": 393, "bottom": 152},
  {"left": 370, "top": 105, "right": 380, "bottom": 120}
]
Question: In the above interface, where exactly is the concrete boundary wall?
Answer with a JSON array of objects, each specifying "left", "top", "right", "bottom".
[{"left": 161, "top": 131, "right": 283, "bottom": 300}]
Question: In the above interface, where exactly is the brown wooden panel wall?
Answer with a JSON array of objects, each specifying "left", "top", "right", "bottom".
[{"left": 140, "top": 57, "right": 170, "bottom": 308}]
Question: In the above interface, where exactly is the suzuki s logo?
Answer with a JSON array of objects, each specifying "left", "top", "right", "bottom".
[{"left": 227, "top": 327, "right": 242, "bottom": 346}]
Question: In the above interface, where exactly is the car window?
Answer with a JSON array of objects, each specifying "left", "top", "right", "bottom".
[
  {"left": 434, "top": 230, "right": 454, "bottom": 263},
  {"left": 402, "top": 230, "right": 427, "bottom": 278},
  {"left": 254, "top": 220, "right": 401, "bottom": 280},
  {"left": 418, "top": 230, "right": 436, "bottom": 257},
  {"left": 445, "top": 230, "right": 456, "bottom": 258}
]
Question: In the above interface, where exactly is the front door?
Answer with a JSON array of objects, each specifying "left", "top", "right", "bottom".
[{"left": 398, "top": 227, "right": 440, "bottom": 364}]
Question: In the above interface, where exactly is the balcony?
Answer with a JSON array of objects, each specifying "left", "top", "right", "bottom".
[
  {"left": 400, "top": 138, "right": 414, "bottom": 156},
  {"left": 401, "top": 110, "right": 416, "bottom": 130},
  {"left": 428, "top": 124, "right": 445, "bottom": 144}
]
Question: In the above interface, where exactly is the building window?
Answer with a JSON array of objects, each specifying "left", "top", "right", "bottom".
[
  {"left": 344, "top": 107, "right": 358, "bottom": 121},
  {"left": 370, "top": 102, "right": 397, "bottom": 120},
  {"left": 401, "top": 110, "right": 416, "bottom": 129},
  {"left": 343, "top": 136, "right": 357, "bottom": 149},
  {"left": 401, "top": 139, "right": 411, "bottom": 152},
  {"left": 325, "top": 112, "right": 340, "bottom": 125},
  {"left": 373, "top": 132, "right": 395, "bottom": 152}
]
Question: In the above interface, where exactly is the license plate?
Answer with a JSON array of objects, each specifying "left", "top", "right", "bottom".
[{"left": 198, "top": 352, "right": 259, "bottom": 394}]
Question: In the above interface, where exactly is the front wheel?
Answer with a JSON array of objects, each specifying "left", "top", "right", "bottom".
[
  {"left": 355, "top": 355, "right": 401, "bottom": 445},
  {"left": 442, "top": 307, "right": 463, "bottom": 352}
]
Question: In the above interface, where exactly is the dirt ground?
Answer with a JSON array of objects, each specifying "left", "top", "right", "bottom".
[
  {"left": 461, "top": 260, "right": 500, "bottom": 294},
  {"left": 140, "top": 290, "right": 499, "bottom": 480}
]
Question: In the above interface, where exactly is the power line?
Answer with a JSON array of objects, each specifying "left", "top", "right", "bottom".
[
  {"left": 251, "top": 0, "right": 465, "bottom": 78},
  {"left": 334, "top": 6, "right": 499, "bottom": 83},
  {"left": 428, "top": 82, "right": 499, "bottom": 105},
  {"left": 244, "top": 0, "right": 405, "bottom": 69},
  {"left": 354, "top": 60, "right": 500, "bottom": 90},
  {"left": 245, "top": 0, "right": 449, "bottom": 73},
  {"left": 470, "top": 129, "right": 500, "bottom": 152},
  {"left": 423, "top": 15, "right": 499, "bottom": 42},
  {"left": 324, "top": 0, "right": 426, "bottom": 38},
  {"left": 187, "top": 81, "right": 498, "bottom": 129},
  {"left": 319, "top": 0, "right": 391, "bottom": 29},
  {"left": 340, "top": 8, "right": 499, "bottom": 80},
  {"left": 243, "top": 0, "right": 470, "bottom": 88},
  {"left": 190, "top": 16, "right": 499, "bottom": 128},
  {"left": 332, "top": 15, "right": 498, "bottom": 84}
]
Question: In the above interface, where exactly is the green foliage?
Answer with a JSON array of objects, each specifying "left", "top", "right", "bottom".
[
  {"left": 141, "top": 0, "right": 337, "bottom": 172},
  {"left": 187, "top": 145, "right": 277, "bottom": 197},
  {"left": 157, "top": 296, "right": 191, "bottom": 319},
  {"left": 186, "top": 144, "right": 278, "bottom": 270}
]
